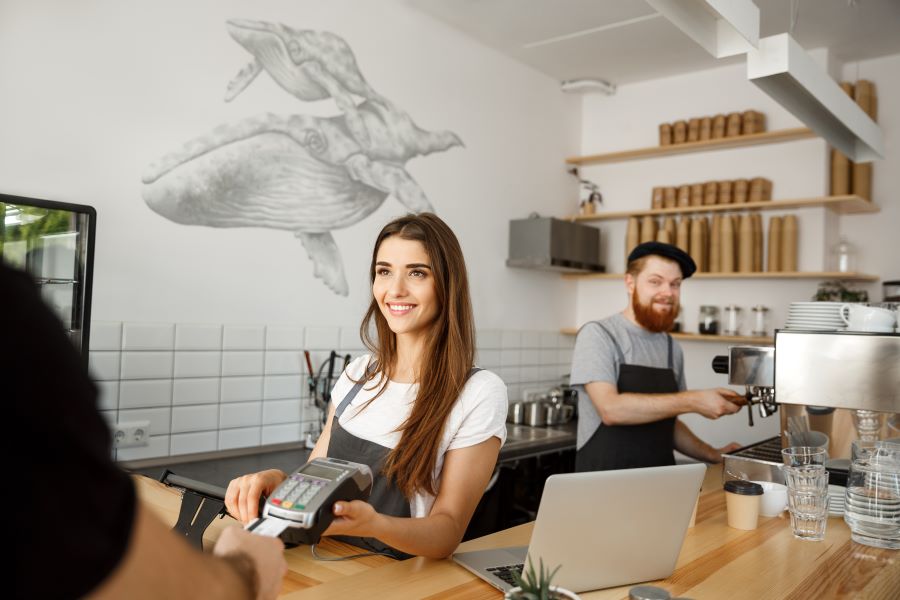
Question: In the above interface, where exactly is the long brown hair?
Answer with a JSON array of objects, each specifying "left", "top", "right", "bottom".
[{"left": 356, "top": 213, "right": 475, "bottom": 498}]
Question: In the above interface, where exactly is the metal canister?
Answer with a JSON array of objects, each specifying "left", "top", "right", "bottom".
[{"left": 508, "top": 402, "right": 525, "bottom": 424}]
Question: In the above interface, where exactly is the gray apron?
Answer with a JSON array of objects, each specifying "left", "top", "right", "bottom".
[
  {"left": 326, "top": 366, "right": 481, "bottom": 560},
  {"left": 575, "top": 323, "right": 678, "bottom": 472}
]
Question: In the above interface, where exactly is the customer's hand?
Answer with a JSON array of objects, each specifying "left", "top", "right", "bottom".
[
  {"left": 692, "top": 388, "right": 744, "bottom": 419},
  {"left": 225, "top": 469, "right": 288, "bottom": 523},
  {"left": 214, "top": 525, "right": 287, "bottom": 600}
]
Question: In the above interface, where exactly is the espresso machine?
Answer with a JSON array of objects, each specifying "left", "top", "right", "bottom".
[{"left": 712, "top": 329, "right": 900, "bottom": 484}]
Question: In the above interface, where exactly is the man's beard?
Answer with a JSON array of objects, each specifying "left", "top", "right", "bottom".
[{"left": 632, "top": 293, "right": 679, "bottom": 333}]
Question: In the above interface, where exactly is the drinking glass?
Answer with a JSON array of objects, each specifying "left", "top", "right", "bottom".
[
  {"left": 782, "top": 446, "right": 827, "bottom": 467},
  {"left": 844, "top": 444, "right": 900, "bottom": 549},
  {"left": 783, "top": 465, "right": 829, "bottom": 541}
]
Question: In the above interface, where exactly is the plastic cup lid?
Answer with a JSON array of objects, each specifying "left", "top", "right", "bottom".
[{"left": 724, "top": 479, "right": 764, "bottom": 496}]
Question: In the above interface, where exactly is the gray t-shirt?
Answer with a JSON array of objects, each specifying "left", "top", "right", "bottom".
[{"left": 570, "top": 313, "right": 686, "bottom": 449}]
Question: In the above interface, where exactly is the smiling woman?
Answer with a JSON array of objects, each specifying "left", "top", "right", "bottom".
[{"left": 225, "top": 213, "right": 509, "bottom": 560}]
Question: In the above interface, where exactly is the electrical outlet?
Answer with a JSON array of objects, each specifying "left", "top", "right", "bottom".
[{"left": 113, "top": 420, "right": 151, "bottom": 448}]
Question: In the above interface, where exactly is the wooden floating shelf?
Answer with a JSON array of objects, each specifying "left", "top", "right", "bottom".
[
  {"left": 562, "top": 271, "right": 880, "bottom": 282},
  {"left": 569, "top": 195, "right": 878, "bottom": 222},
  {"left": 560, "top": 328, "right": 773, "bottom": 345},
  {"left": 566, "top": 127, "right": 816, "bottom": 165}
]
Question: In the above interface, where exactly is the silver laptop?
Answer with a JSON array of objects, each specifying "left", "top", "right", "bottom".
[{"left": 452, "top": 463, "right": 705, "bottom": 594}]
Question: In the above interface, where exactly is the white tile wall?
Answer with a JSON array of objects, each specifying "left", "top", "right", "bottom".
[
  {"left": 173, "top": 378, "right": 220, "bottom": 405},
  {"left": 305, "top": 326, "right": 340, "bottom": 350},
  {"left": 219, "top": 427, "right": 261, "bottom": 450},
  {"left": 265, "top": 325, "right": 304, "bottom": 350},
  {"left": 121, "top": 352, "right": 173, "bottom": 379},
  {"left": 221, "top": 376, "right": 264, "bottom": 403},
  {"left": 101, "top": 321, "right": 572, "bottom": 461},
  {"left": 223, "top": 325, "right": 265, "bottom": 350},
  {"left": 174, "top": 351, "right": 221, "bottom": 378},
  {"left": 89, "top": 352, "right": 120, "bottom": 381},
  {"left": 220, "top": 401, "right": 262, "bottom": 429},
  {"left": 119, "top": 407, "right": 171, "bottom": 435},
  {"left": 263, "top": 399, "right": 302, "bottom": 425},
  {"left": 91, "top": 322, "right": 122, "bottom": 350},
  {"left": 171, "top": 432, "right": 217, "bottom": 456},
  {"left": 222, "top": 351, "right": 264, "bottom": 377},
  {"left": 172, "top": 404, "right": 218, "bottom": 433},
  {"left": 122, "top": 323, "right": 174, "bottom": 350},
  {"left": 119, "top": 380, "right": 172, "bottom": 409},
  {"left": 175, "top": 324, "right": 223, "bottom": 350}
]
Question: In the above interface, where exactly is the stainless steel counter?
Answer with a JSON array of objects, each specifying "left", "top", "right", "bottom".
[{"left": 499, "top": 422, "right": 577, "bottom": 463}]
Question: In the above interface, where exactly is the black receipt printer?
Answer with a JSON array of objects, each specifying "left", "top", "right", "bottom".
[{"left": 246, "top": 456, "right": 373, "bottom": 545}]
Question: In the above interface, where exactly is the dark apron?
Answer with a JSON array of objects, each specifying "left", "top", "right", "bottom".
[
  {"left": 575, "top": 323, "right": 678, "bottom": 472},
  {"left": 326, "top": 366, "right": 481, "bottom": 560}
]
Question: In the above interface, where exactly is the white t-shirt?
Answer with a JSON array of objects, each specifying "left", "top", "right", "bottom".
[{"left": 328, "top": 354, "right": 508, "bottom": 518}]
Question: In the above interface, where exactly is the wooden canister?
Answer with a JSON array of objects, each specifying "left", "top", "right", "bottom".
[
  {"left": 626, "top": 217, "right": 641, "bottom": 256},
  {"left": 709, "top": 215, "right": 722, "bottom": 272},
  {"left": 663, "top": 216, "right": 677, "bottom": 242},
  {"left": 660, "top": 123, "right": 673, "bottom": 146},
  {"left": 742, "top": 110, "right": 766, "bottom": 135},
  {"left": 752, "top": 213, "right": 763, "bottom": 272},
  {"left": 726, "top": 112, "right": 742, "bottom": 137},
  {"left": 656, "top": 228, "right": 672, "bottom": 244},
  {"left": 738, "top": 214, "right": 754, "bottom": 273},
  {"left": 704, "top": 181, "right": 718, "bottom": 205},
  {"left": 699, "top": 117, "right": 712, "bottom": 140},
  {"left": 761, "top": 178, "right": 773, "bottom": 201},
  {"left": 688, "top": 118, "right": 701, "bottom": 142},
  {"left": 852, "top": 80, "right": 876, "bottom": 201},
  {"left": 781, "top": 215, "right": 798, "bottom": 272},
  {"left": 663, "top": 187, "right": 677, "bottom": 209},
  {"left": 690, "top": 217, "right": 705, "bottom": 273},
  {"left": 831, "top": 82, "right": 854, "bottom": 196},
  {"left": 713, "top": 114, "right": 727, "bottom": 138},
  {"left": 652, "top": 187, "right": 665, "bottom": 210},
  {"left": 767, "top": 216, "right": 782, "bottom": 272},
  {"left": 700, "top": 217, "right": 710, "bottom": 272},
  {"left": 720, "top": 214, "right": 735, "bottom": 273},
  {"left": 677, "top": 185, "right": 691, "bottom": 207},
  {"left": 718, "top": 180, "right": 733, "bottom": 204},
  {"left": 749, "top": 177, "right": 764, "bottom": 203},
  {"left": 690, "top": 183, "right": 704, "bottom": 207},
  {"left": 676, "top": 217, "right": 691, "bottom": 254},
  {"left": 733, "top": 179, "right": 749, "bottom": 204},
  {"left": 673, "top": 120, "right": 688, "bottom": 144},
  {"left": 640, "top": 215, "right": 658, "bottom": 244}
]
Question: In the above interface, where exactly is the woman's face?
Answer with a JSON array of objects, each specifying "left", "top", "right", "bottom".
[{"left": 373, "top": 236, "right": 439, "bottom": 339}]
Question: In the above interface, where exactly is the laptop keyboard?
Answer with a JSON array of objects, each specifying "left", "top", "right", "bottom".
[{"left": 486, "top": 564, "right": 524, "bottom": 586}]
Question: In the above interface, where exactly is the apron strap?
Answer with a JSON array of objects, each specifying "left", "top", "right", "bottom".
[
  {"left": 595, "top": 323, "right": 626, "bottom": 364},
  {"left": 335, "top": 363, "right": 483, "bottom": 419},
  {"left": 666, "top": 333, "right": 673, "bottom": 370}
]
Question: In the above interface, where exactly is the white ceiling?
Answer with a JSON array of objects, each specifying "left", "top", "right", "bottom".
[{"left": 409, "top": 0, "right": 900, "bottom": 85}]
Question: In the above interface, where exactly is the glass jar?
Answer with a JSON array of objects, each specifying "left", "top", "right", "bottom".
[
  {"left": 751, "top": 305, "right": 769, "bottom": 336},
  {"left": 831, "top": 237, "right": 857, "bottom": 273},
  {"left": 723, "top": 305, "right": 743, "bottom": 336},
  {"left": 699, "top": 305, "right": 720, "bottom": 335}
]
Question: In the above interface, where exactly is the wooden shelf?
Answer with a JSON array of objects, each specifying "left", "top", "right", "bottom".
[
  {"left": 566, "top": 127, "right": 816, "bottom": 165},
  {"left": 560, "top": 328, "right": 773, "bottom": 344},
  {"left": 569, "top": 195, "right": 878, "bottom": 222},
  {"left": 562, "top": 271, "right": 880, "bottom": 282}
]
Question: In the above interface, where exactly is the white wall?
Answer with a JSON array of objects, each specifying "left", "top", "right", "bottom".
[
  {"left": 0, "top": 0, "right": 581, "bottom": 330},
  {"left": 572, "top": 52, "right": 899, "bottom": 449}
]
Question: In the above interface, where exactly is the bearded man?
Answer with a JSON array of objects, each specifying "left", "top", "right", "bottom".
[{"left": 570, "top": 242, "right": 745, "bottom": 472}]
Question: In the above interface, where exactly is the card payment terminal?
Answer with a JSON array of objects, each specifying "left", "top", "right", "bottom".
[{"left": 247, "top": 457, "right": 373, "bottom": 545}]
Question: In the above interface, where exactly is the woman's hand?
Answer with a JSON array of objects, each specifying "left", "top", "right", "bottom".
[
  {"left": 225, "top": 469, "right": 288, "bottom": 524},
  {"left": 323, "top": 500, "right": 381, "bottom": 538}
]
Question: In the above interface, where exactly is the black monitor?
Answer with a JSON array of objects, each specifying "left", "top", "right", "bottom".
[{"left": 1, "top": 194, "right": 97, "bottom": 368}]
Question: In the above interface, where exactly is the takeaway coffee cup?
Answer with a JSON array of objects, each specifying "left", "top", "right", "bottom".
[
  {"left": 724, "top": 480, "right": 764, "bottom": 530},
  {"left": 839, "top": 303, "right": 897, "bottom": 332}
]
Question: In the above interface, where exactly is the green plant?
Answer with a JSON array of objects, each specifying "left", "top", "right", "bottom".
[
  {"left": 510, "top": 557, "right": 562, "bottom": 600},
  {"left": 812, "top": 280, "right": 869, "bottom": 303}
]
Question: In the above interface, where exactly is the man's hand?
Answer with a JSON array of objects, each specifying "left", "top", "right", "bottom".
[
  {"left": 691, "top": 388, "right": 745, "bottom": 419},
  {"left": 213, "top": 526, "right": 287, "bottom": 600},
  {"left": 704, "top": 441, "right": 743, "bottom": 463}
]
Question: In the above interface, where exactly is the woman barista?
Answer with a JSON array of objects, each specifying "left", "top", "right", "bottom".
[{"left": 225, "top": 213, "right": 508, "bottom": 559}]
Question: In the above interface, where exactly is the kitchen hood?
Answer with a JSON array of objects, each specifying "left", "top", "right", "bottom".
[{"left": 506, "top": 215, "right": 603, "bottom": 273}]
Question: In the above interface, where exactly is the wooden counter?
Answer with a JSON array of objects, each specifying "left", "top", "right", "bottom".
[{"left": 135, "top": 465, "right": 899, "bottom": 599}]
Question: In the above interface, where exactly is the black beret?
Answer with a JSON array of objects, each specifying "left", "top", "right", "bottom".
[{"left": 627, "top": 241, "right": 696, "bottom": 279}]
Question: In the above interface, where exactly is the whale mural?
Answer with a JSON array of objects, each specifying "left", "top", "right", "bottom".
[{"left": 142, "top": 19, "right": 463, "bottom": 295}]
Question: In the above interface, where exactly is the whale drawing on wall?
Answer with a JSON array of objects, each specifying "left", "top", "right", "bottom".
[{"left": 142, "top": 19, "right": 463, "bottom": 295}]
